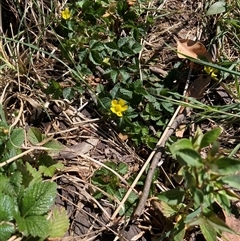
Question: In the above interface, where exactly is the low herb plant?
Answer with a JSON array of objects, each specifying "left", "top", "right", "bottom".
[
  {"left": 0, "top": 106, "right": 69, "bottom": 240},
  {"left": 92, "top": 161, "right": 139, "bottom": 216},
  {"left": 157, "top": 127, "right": 240, "bottom": 241},
  {"left": 58, "top": 0, "right": 175, "bottom": 149}
]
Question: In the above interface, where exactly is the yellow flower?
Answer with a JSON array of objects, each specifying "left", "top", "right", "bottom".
[
  {"left": 61, "top": 8, "right": 71, "bottom": 20},
  {"left": 110, "top": 99, "right": 128, "bottom": 117},
  {"left": 204, "top": 66, "right": 218, "bottom": 80}
]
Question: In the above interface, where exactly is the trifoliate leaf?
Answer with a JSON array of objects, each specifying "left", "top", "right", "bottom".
[{"left": 21, "top": 181, "right": 57, "bottom": 216}]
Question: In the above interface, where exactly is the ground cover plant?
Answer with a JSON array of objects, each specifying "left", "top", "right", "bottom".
[{"left": 0, "top": 0, "right": 240, "bottom": 240}]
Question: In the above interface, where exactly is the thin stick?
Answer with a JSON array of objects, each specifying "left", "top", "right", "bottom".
[{"left": 0, "top": 148, "right": 34, "bottom": 167}]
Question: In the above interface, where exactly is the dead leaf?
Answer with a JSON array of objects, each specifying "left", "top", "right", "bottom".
[
  {"left": 176, "top": 124, "right": 187, "bottom": 137},
  {"left": 52, "top": 138, "right": 99, "bottom": 159},
  {"left": 222, "top": 214, "right": 240, "bottom": 241},
  {"left": 186, "top": 75, "right": 211, "bottom": 99},
  {"left": 176, "top": 38, "right": 213, "bottom": 62},
  {"left": 119, "top": 132, "right": 128, "bottom": 141}
]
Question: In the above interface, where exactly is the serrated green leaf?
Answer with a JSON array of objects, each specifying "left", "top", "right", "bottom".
[
  {"left": 39, "top": 163, "right": 64, "bottom": 177},
  {"left": 157, "top": 187, "right": 185, "bottom": 205},
  {"left": 200, "top": 222, "right": 217, "bottom": 241},
  {"left": 49, "top": 207, "right": 69, "bottom": 238},
  {"left": 200, "top": 128, "right": 222, "bottom": 149},
  {"left": 16, "top": 215, "right": 49, "bottom": 238},
  {"left": 9, "top": 128, "right": 24, "bottom": 147},
  {"left": 118, "top": 163, "right": 128, "bottom": 175},
  {"left": 26, "top": 162, "right": 42, "bottom": 182},
  {"left": 43, "top": 139, "right": 64, "bottom": 151},
  {"left": 27, "top": 127, "right": 43, "bottom": 145},
  {"left": 0, "top": 195, "right": 16, "bottom": 221},
  {"left": 0, "top": 222, "right": 15, "bottom": 241},
  {"left": 206, "top": 1, "right": 226, "bottom": 16},
  {"left": 176, "top": 149, "right": 203, "bottom": 167},
  {"left": 21, "top": 181, "right": 57, "bottom": 216}
]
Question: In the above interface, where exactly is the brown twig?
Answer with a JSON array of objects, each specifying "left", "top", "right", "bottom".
[{"left": 133, "top": 112, "right": 187, "bottom": 218}]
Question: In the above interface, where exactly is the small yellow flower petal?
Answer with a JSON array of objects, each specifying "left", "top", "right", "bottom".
[
  {"left": 111, "top": 100, "right": 118, "bottom": 106},
  {"left": 61, "top": 8, "right": 71, "bottom": 20},
  {"left": 110, "top": 99, "right": 128, "bottom": 117},
  {"left": 204, "top": 66, "right": 218, "bottom": 80}
]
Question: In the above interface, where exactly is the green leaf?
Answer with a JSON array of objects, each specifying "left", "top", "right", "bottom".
[
  {"left": 200, "top": 222, "right": 217, "bottom": 241},
  {"left": 0, "top": 195, "right": 16, "bottom": 221},
  {"left": 193, "top": 188, "right": 204, "bottom": 206},
  {"left": 158, "top": 201, "right": 178, "bottom": 218},
  {"left": 27, "top": 127, "right": 43, "bottom": 145},
  {"left": 157, "top": 187, "right": 185, "bottom": 205},
  {"left": 204, "top": 211, "right": 237, "bottom": 234},
  {"left": 21, "top": 181, "right": 57, "bottom": 216},
  {"left": 176, "top": 149, "right": 203, "bottom": 167},
  {"left": 43, "top": 139, "right": 64, "bottom": 151},
  {"left": 63, "top": 87, "right": 75, "bottom": 100},
  {"left": 9, "top": 128, "right": 24, "bottom": 147},
  {"left": 213, "top": 157, "right": 240, "bottom": 175},
  {"left": 206, "top": 1, "right": 226, "bottom": 16},
  {"left": 118, "top": 163, "right": 128, "bottom": 175},
  {"left": 48, "top": 207, "right": 69, "bottom": 238},
  {"left": 170, "top": 139, "right": 193, "bottom": 158},
  {"left": 221, "top": 174, "right": 240, "bottom": 189},
  {"left": 0, "top": 222, "right": 15, "bottom": 241},
  {"left": 16, "top": 215, "right": 49, "bottom": 238},
  {"left": 89, "top": 51, "right": 102, "bottom": 65},
  {"left": 200, "top": 128, "right": 222, "bottom": 149},
  {"left": 172, "top": 220, "right": 186, "bottom": 241},
  {"left": 26, "top": 162, "right": 42, "bottom": 182},
  {"left": 39, "top": 163, "right": 64, "bottom": 177}
]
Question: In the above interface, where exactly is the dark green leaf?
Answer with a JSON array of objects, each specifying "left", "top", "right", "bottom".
[
  {"left": 89, "top": 51, "right": 102, "bottom": 65},
  {"left": 170, "top": 139, "right": 193, "bottom": 158},
  {"left": 0, "top": 222, "right": 15, "bottom": 241},
  {"left": 221, "top": 174, "right": 240, "bottom": 189},
  {"left": 21, "top": 181, "right": 57, "bottom": 216},
  {"left": 176, "top": 149, "right": 203, "bottom": 167},
  {"left": 213, "top": 157, "right": 240, "bottom": 175},
  {"left": 0, "top": 195, "right": 16, "bottom": 221},
  {"left": 193, "top": 188, "right": 204, "bottom": 206},
  {"left": 27, "top": 127, "right": 43, "bottom": 145},
  {"left": 157, "top": 187, "right": 185, "bottom": 205},
  {"left": 17, "top": 215, "right": 49, "bottom": 238}
]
